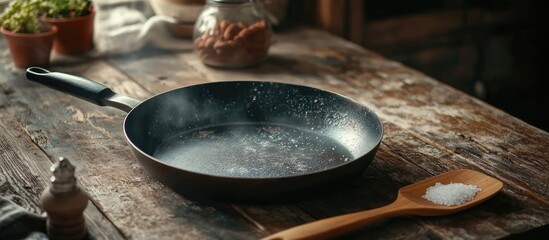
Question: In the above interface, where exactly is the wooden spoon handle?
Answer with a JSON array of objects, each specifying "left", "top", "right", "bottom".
[{"left": 261, "top": 198, "right": 412, "bottom": 240}]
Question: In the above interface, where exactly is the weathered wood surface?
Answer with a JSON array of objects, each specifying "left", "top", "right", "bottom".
[{"left": 1, "top": 28, "right": 548, "bottom": 239}]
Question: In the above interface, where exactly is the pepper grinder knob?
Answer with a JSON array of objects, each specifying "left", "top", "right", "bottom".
[{"left": 41, "top": 157, "right": 89, "bottom": 240}]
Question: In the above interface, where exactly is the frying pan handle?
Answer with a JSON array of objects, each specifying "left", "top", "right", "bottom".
[{"left": 26, "top": 67, "right": 141, "bottom": 113}]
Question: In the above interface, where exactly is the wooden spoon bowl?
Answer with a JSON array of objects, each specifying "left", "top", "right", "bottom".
[
  {"left": 262, "top": 169, "right": 504, "bottom": 240},
  {"left": 399, "top": 168, "right": 504, "bottom": 216}
]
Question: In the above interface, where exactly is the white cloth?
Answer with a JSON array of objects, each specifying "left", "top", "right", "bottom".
[
  {"left": 0, "top": 197, "right": 47, "bottom": 240},
  {"left": 93, "top": 0, "right": 190, "bottom": 55}
]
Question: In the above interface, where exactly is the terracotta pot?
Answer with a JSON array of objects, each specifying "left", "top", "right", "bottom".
[
  {"left": 46, "top": 10, "right": 95, "bottom": 54},
  {"left": 0, "top": 26, "right": 57, "bottom": 68}
]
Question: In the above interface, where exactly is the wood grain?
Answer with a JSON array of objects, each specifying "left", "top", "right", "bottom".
[
  {"left": 0, "top": 111, "right": 124, "bottom": 239},
  {"left": 0, "top": 27, "right": 547, "bottom": 239},
  {"left": 0, "top": 59, "right": 262, "bottom": 239}
]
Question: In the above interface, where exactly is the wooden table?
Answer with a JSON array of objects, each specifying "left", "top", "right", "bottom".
[{"left": 1, "top": 28, "right": 547, "bottom": 239}]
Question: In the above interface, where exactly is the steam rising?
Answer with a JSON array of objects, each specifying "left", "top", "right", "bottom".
[{"left": 125, "top": 82, "right": 381, "bottom": 178}]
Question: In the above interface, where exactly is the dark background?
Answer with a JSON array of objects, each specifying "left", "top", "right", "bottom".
[{"left": 285, "top": 0, "right": 548, "bottom": 131}]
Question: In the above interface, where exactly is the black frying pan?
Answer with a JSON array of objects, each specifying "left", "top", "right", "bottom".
[{"left": 26, "top": 67, "right": 383, "bottom": 202}]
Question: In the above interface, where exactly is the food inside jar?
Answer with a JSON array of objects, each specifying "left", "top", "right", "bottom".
[{"left": 193, "top": 19, "right": 271, "bottom": 67}]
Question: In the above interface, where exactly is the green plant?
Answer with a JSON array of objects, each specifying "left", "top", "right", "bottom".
[
  {"left": 44, "top": 0, "right": 92, "bottom": 19},
  {"left": 0, "top": 0, "right": 49, "bottom": 33}
]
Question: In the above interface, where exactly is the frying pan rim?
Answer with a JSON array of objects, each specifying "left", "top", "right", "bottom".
[{"left": 122, "top": 80, "right": 384, "bottom": 180}]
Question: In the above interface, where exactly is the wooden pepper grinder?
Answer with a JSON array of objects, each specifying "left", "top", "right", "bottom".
[{"left": 41, "top": 157, "right": 88, "bottom": 240}]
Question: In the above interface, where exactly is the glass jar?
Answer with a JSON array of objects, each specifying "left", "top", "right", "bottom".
[{"left": 193, "top": 0, "right": 272, "bottom": 68}]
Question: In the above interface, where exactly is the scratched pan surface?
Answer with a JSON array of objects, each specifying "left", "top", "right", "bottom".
[{"left": 26, "top": 68, "right": 383, "bottom": 202}]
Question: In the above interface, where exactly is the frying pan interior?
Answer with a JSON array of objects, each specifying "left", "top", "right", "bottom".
[
  {"left": 25, "top": 67, "right": 383, "bottom": 200},
  {"left": 125, "top": 81, "right": 382, "bottom": 178}
]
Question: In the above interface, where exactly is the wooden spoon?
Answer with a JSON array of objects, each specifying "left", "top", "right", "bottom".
[{"left": 262, "top": 169, "right": 503, "bottom": 240}]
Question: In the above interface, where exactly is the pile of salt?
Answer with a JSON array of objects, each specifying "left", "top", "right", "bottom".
[{"left": 423, "top": 182, "right": 481, "bottom": 206}]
